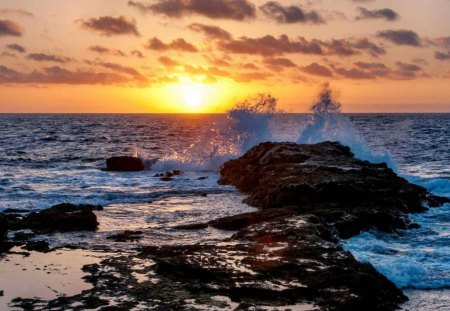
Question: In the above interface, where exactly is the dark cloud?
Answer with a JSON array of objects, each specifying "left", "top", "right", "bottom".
[
  {"left": 435, "top": 50, "right": 450, "bottom": 61},
  {"left": 0, "top": 65, "right": 136, "bottom": 85},
  {"left": 354, "top": 61, "right": 390, "bottom": 77},
  {"left": 144, "top": 37, "right": 198, "bottom": 52},
  {"left": 352, "top": 38, "right": 386, "bottom": 57},
  {"left": 355, "top": 7, "right": 399, "bottom": 21},
  {"left": 395, "top": 61, "right": 421, "bottom": 72},
  {"left": 394, "top": 61, "right": 423, "bottom": 79},
  {"left": 218, "top": 35, "right": 323, "bottom": 56},
  {"left": 131, "top": 50, "right": 144, "bottom": 58},
  {"left": 27, "top": 53, "right": 71, "bottom": 63},
  {"left": 259, "top": 1, "right": 324, "bottom": 24},
  {"left": 218, "top": 34, "right": 384, "bottom": 57},
  {"left": 263, "top": 57, "right": 297, "bottom": 70},
  {"left": 0, "top": 19, "right": 22, "bottom": 36},
  {"left": 301, "top": 63, "right": 333, "bottom": 77},
  {"left": 5, "top": 43, "right": 26, "bottom": 53},
  {"left": 88, "top": 45, "right": 127, "bottom": 57},
  {"left": 0, "top": 9, "right": 33, "bottom": 18},
  {"left": 377, "top": 29, "right": 422, "bottom": 46},
  {"left": 128, "top": 0, "right": 256, "bottom": 21},
  {"left": 78, "top": 16, "right": 139, "bottom": 36},
  {"left": 334, "top": 67, "right": 375, "bottom": 79},
  {"left": 188, "top": 23, "right": 231, "bottom": 40}
]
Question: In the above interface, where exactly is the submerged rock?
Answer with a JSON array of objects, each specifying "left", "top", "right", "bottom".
[
  {"left": 106, "top": 156, "right": 145, "bottom": 172},
  {"left": 19, "top": 203, "right": 100, "bottom": 233}
]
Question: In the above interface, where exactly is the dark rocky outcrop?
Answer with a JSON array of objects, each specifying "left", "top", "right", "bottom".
[
  {"left": 219, "top": 141, "right": 449, "bottom": 237},
  {"left": 106, "top": 156, "right": 145, "bottom": 172},
  {"left": 19, "top": 203, "right": 101, "bottom": 233},
  {"left": 138, "top": 142, "right": 449, "bottom": 310}
]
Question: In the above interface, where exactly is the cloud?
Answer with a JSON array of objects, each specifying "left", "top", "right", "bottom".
[
  {"left": 27, "top": 53, "right": 71, "bottom": 63},
  {"left": 188, "top": 23, "right": 231, "bottom": 40},
  {"left": 0, "top": 19, "right": 22, "bottom": 36},
  {"left": 352, "top": 38, "right": 386, "bottom": 57},
  {"left": 241, "top": 63, "right": 259, "bottom": 70},
  {"left": 354, "top": 61, "right": 390, "bottom": 77},
  {"left": 0, "top": 9, "right": 33, "bottom": 18},
  {"left": 435, "top": 50, "right": 450, "bottom": 61},
  {"left": 128, "top": 0, "right": 256, "bottom": 21},
  {"left": 259, "top": 1, "right": 324, "bottom": 24},
  {"left": 217, "top": 34, "right": 384, "bottom": 57},
  {"left": 88, "top": 45, "right": 127, "bottom": 57},
  {"left": 158, "top": 56, "right": 179, "bottom": 67},
  {"left": 334, "top": 66, "right": 375, "bottom": 79},
  {"left": 263, "top": 57, "right": 297, "bottom": 70},
  {"left": 377, "top": 29, "right": 422, "bottom": 46},
  {"left": 218, "top": 35, "right": 323, "bottom": 56},
  {"left": 394, "top": 61, "right": 423, "bottom": 79},
  {"left": 78, "top": 16, "right": 139, "bottom": 36},
  {"left": 355, "top": 7, "right": 399, "bottom": 21},
  {"left": 131, "top": 50, "right": 144, "bottom": 58},
  {"left": 144, "top": 37, "right": 198, "bottom": 52},
  {"left": 5, "top": 43, "right": 26, "bottom": 53},
  {"left": 301, "top": 63, "right": 333, "bottom": 77},
  {"left": 0, "top": 65, "right": 137, "bottom": 85},
  {"left": 87, "top": 61, "right": 148, "bottom": 82},
  {"left": 235, "top": 71, "right": 272, "bottom": 82}
]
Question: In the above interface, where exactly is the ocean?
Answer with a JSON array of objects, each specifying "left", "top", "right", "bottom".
[{"left": 0, "top": 113, "right": 449, "bottom": 309}]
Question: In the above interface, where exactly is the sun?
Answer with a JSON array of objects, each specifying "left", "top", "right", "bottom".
[{"left": 183, "top": 84, "right": 204, "bottom": 108}]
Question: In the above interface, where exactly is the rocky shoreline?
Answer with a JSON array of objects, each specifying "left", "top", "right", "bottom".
[{"left": 1, "top": 142, "right": 449, "bottom": 310}]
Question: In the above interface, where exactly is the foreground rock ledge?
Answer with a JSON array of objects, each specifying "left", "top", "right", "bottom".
[{"left": 141, "top": 142, "right": 449, "bottom": 310}]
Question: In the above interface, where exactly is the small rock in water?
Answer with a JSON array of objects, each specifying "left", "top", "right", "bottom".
[
  {"left": 160, "top": 176, "right": 173, "bottom": 182},
  {"left": 19, "top": 203, "right": 100, "bottom": 233},
  {"left": 24, "top": 240, "right": 50, "bottom": 253},
  {"left": 107, "top": 230, "right": 143, "bottom": 242},
  {"left": 106, "top": 156, "right": 144, "bottom": 172}
]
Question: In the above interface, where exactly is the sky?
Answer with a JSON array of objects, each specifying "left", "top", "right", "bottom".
[{"left": 1, "top": 0, "right": 450, "bottom": 113}]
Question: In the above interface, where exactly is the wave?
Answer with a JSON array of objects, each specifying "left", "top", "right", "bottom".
[{"left": 297, "top": 83, "right": 396, "bottom": 169}]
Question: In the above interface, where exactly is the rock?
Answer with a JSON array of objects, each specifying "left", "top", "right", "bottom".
[
  {"left": 134, "top": 142, "right": 449, "bottom": 310},
  {"left": 107, "top": 230, "right": 143, "bottom": 242},
  {"left": 19, "top": 203, "right": 100, "bottom": 233},
  {"left": 219, "top": 141, "right": 449, "bottom": 237},
  {"left": 0, "top": 214, "right": 7, "bottom": 240},
  {"left": 2, "top": 208, "right": 29, "bottom": 214},
  {"left": 173, "top": 223, "right": 208, "bottom": 230},
  {"left": 24, "top": 240, "right": 51, "bottom": 253},
  {"left": 106, "top": 156, "right": 144, "bottom": 172}
]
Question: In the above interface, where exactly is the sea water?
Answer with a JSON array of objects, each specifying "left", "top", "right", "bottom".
[{"left": 0, "top": 112, "right": 449, "bottom": 309}]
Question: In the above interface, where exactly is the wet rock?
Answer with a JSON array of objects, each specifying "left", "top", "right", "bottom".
[
  {"left": 219, "top": 141, "right": 449, "bottom": 236},
  {"left": 2, "top": 208, "right": 29, "bottom": 214},
  {"left": 107, "top": 230, "right": 143, "bottom": 242},
  {"left": 160, "top": 176, "right": 173, "bottom": 182},
  {"left": 106, "top": 156, "right": 144, "bottom": 172},
  {"left": 0, "top": 214, "right": 7, "bottom": 240},
  {"left": 173, "top": 223, "right": 208, "bottom": 230},
  {"left": 24, "top": 240, "right": 51, "bottom": 253},
  {"left": 13, "top": 231, "right": 36, "bottom": 242},
  {"left": 19, "top": 203, "right": 100, "bottom": 233}
]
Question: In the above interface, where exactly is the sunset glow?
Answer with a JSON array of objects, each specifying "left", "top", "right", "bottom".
[{"left": 0, "top": 0, "right": 450, "bottom": 112}]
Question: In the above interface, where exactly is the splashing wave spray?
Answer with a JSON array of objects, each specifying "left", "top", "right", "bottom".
[
  {"left": 152, "top": 94, "right": 277, "bottom": 171},
  {"left": 297, "top": 83, "right": 396, "bottom": 169}
]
